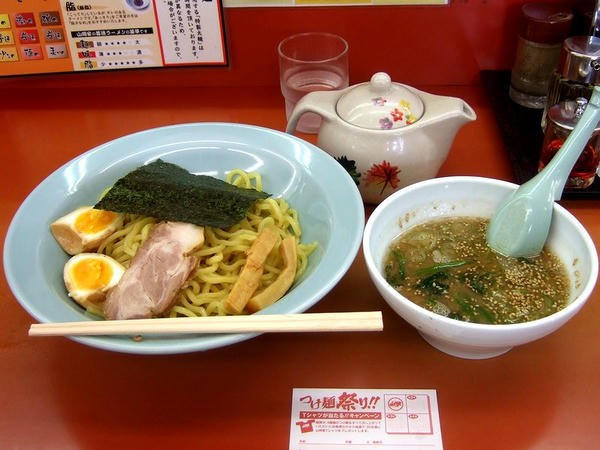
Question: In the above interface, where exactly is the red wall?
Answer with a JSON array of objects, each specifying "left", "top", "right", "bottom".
[{"left": 0, "top": 0, "right": 582, "bottom": 89}]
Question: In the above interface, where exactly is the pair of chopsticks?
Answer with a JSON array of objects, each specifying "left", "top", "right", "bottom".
[{"left": 28, "top": 311, "right": 383, "bottom": 337}]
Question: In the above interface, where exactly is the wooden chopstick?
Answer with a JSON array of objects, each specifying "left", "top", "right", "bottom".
[{"left": 28, "top": 311, "right": 383, "bottom": 336}]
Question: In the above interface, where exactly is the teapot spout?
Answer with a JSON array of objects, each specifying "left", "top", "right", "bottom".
[
  {"left": 402, "top": 90, "right": 476, "bottom": 173},
  {"left": 454, "top": 99, "right": 477, "bottom": 126},
  {"left": 417, "top": 90, "right": 477, "bottom": 129}
]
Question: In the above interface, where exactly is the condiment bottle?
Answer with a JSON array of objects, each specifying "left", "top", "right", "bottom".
[
  {"left": 509, "top": 2, "right": 573, "bottom": 109},
  {"left": 540, "top": 97, "right": 600, "bottom": 188},
  {"left": 542, "top": 35, "right": 600, "bottom": 128}
]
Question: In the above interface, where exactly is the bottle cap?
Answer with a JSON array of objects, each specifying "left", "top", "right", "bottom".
[
  {"left": 556, "top": 36, "right": 600, "bottom": 84},
  {"left": 519, "top": 3, "right": 573, "bottom": 44}
]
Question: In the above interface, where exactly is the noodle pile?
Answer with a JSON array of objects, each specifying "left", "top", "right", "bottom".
[{"left": 94, "top": 170, "right": 317, "bottom": 318}]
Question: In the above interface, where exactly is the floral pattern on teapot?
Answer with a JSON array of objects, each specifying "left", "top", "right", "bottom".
[
  {"left": 372, "top": 97, "right": 418, "bottom": 130},
  {"left": 336, "top": 155, "right": 401, "bottom": 196},
  {"left": 335, "top": 156, "right": 361, "bottom": 186},
  {"left": 365, "top": 160, "right": 401, "bottom": 194}
]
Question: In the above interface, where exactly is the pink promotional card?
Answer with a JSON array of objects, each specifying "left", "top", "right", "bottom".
[{"left": 290, "top": 388, "right": 443, "bottom": 449}]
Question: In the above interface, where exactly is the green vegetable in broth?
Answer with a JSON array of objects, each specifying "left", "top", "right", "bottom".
[
  {"left": 415, "top": 260, "right": 472, "bottom": 278},
  {"left": 384, "top": 249, "right": 406, "bottom": 287},
  {"left": 458, "top": 271, "right": 495, "bottom": 295},
  {"left": 416, "top": 271, "right": 449, "bottom": 296},
  {"left": 382, "top": 217, "right": 570, "bottom": 325}
]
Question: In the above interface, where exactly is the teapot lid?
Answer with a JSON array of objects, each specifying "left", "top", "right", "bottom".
[{"left": 336, "top": 72, "right": 424, "bottom": 130}]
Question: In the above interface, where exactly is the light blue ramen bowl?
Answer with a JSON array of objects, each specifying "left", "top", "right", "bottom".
[{"left": 4, "top": 123, "right": 364, "bottom": 355}]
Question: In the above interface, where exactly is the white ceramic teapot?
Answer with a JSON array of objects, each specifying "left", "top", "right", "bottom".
[{"left": 285, "top": 72, "right": 477, "bottom": 204}]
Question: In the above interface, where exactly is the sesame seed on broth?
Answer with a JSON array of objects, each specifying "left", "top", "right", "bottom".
[{"left": 382, "top": 217, "right": 570, "bottom": 325}]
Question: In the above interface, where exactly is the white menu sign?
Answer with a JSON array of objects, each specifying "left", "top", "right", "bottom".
[
  {"left": 1, "top": 0, "right": 227, "bottom": 78},
  {"left": 154, "top": 0, "right": 226, "bottom": 65},
  {"left": 290, "top": 388, "right": 443, "bottom": 449}
]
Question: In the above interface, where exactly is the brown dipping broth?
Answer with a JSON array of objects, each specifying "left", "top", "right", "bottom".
[{"left": 382, "top": 217, "right": 570, "bottom": 324}]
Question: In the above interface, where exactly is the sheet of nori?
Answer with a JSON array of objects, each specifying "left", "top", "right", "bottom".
[{"left": 94, "top": 159, "right": 270, "bottom": 228}]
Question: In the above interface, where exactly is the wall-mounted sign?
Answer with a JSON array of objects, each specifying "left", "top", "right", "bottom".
[
  {"left": 224, "top": 0, "right": 446, "bottom": 6},
  {"left": 0, "top": 0, "right": 227, "bottom": 77}
]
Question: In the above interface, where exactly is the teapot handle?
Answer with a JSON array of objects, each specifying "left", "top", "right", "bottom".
[{"left": 285, "top": 89, "right": 342, "bottom": 134}]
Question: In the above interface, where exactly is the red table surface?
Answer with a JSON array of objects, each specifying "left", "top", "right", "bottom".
[{"left": 1, "top": 84, "right": 598, "bottom": 450}]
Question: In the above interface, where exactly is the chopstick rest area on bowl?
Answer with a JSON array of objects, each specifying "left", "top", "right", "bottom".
[
  {"left": 362, "top": 176, "right": 598, "bottom": 359},
  {"left": 29, "top": 312, "right": 383, "bottom": 337}
]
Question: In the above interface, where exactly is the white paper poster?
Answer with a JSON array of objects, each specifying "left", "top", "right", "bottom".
[{"left": 1, "top": 0, "right": 227, "bottom": 77}]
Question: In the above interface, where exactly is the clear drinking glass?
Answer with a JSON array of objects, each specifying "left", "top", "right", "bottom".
[{"left": 278, "top": 32, "right": 349, "bottom": 134}]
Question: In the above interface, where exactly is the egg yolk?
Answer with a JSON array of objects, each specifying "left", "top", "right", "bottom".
[
  {"left": 70, "top": 258, "right": 113, "bottom": 290},
  {"left": 74, "top": 209, "right": 118, "bottom": 234}
]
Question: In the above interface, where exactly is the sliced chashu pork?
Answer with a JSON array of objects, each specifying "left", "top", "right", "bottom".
[{"left": 104, "top": 221, "right": 204, "bottom": 320}]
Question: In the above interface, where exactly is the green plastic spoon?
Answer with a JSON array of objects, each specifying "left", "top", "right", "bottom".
[{"left": 487, "top": 86, "right": 600, "bottom": 258}]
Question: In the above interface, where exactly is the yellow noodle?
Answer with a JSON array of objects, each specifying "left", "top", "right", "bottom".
[{"left": 93, "top": 170, "right": 317, "bottom": 318}]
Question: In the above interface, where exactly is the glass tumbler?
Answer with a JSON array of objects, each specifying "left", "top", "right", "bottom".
[{"left": 278, "top": 32, "right": 349, "bottom": 134}]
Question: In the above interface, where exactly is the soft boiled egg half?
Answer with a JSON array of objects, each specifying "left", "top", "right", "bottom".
[
  {"left": 51, "top": 206, "right": 124, "bottom": 255},
  {"left": 63, "top": 253, "right": 125, "bottom": 307}
]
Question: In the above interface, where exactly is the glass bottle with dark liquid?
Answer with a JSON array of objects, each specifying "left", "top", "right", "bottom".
[{"left": 540, "top": 97, "right": 600, "bottom": 188}]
